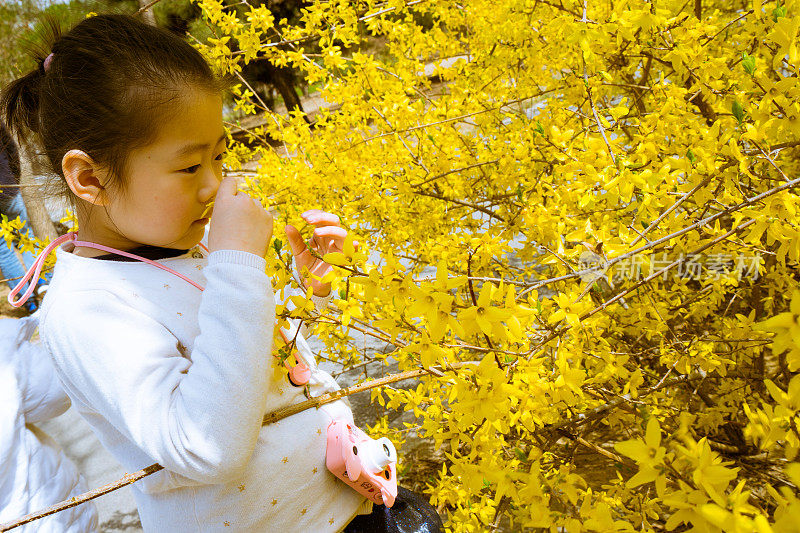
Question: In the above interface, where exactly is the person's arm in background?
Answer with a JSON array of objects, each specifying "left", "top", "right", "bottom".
[
  {"left": 0, "top": 315, "right": 70, "bottom": 425},
  {"left": 18, "top": 332, "right": 71, "bottom": 424}
]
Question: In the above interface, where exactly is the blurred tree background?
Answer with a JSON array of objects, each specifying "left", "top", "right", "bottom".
[{"left": 0, "top": 0, "right": 313, "bottom": 119}]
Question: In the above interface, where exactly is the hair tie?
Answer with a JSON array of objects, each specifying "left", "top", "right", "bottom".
[{"left": 43, "top": 53, "right": 54, "bottom": 73}]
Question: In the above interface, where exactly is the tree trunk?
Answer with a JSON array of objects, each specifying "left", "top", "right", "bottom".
[
  {"left": 18, "top": 138, "right": 56, "bottom": 241},
  {"left": 271, "top": 68, "right": 310, "bottom": 123},
  {"left": 138, "top": 0, "right": 157, "bottom": 26}
]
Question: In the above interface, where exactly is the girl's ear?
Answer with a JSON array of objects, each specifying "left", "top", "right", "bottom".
[{"left": 62, "top": 149, "right": 110, "bottom": 206}]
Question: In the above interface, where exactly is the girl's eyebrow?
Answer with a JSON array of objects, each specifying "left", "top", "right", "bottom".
[{"left": 173, "top": 132, "right": 227, "bottom": 158}]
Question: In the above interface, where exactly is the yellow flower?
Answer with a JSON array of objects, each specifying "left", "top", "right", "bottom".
[
  {"left": 615, "top": 417, "right": 666, "bottom": 488},
  {"left": 458, "top": 282, "right": 512, "bottom": 338}
]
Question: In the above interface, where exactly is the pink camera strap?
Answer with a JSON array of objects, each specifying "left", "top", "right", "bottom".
[{"left": 7, "top": 231, "right": 311, "bottom": 385}]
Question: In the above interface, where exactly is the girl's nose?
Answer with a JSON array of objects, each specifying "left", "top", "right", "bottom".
[{"left": 200, "top": 166, "right": 222, "bottom": 201}]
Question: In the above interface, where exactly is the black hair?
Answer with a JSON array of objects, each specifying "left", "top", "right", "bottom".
[{"left": 0, "top": 12, "right": 235, "bottom": 218}]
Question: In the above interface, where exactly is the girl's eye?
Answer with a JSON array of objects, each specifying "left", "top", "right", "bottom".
[
  {"left": 180, "top": 152, "right": 224, "bottom": 173},
  {"left": 181, "top": 164, "right": 201, "bottom": 174}
]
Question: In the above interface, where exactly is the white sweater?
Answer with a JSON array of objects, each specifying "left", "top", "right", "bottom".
[
  {"left": 37, "top": 232, "right": 367, "bottom": 532},
  {"left": 0, "top": 313, "right": 99, "bottom": 532}
]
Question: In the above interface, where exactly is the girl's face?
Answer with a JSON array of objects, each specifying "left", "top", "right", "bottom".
[{"left": 69, "top": 87, "right": 225, "bottom": 253}]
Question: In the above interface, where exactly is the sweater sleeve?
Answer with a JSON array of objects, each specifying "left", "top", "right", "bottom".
[{"left": 41, "top": 250, "right": 275, "bottom": 486}]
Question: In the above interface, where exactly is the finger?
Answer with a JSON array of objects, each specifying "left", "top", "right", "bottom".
[
  {"left": 309, "top": 233, "right": 326, "bottom": 254},
  {"left": 310, "top": 234, "right": 347, "bottom": 257},
  {"left": 301, "top": 210, "right": 340, "bottom": 227},
  {"left": 284, "top": 224, "right": 308, "bottom": 257},
  {"left": 217, "top": 176, "right": 238, "bottom": 197},
  {"left": 311, "top": 226, "right": 348, "bottom": 243}
]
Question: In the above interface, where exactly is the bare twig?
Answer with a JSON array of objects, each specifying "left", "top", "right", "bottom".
[
  {"left": 629, "top": 173, "right": 715, "bottom": 247},
  {"left": 0, "top": 465, "right": 164, "bottom": 532},
  {"left": 134, "top": 0, "right": 165, "bottom": 16},
  {"left": 527, "top": 217, "right": 757, "bottom": 359}
]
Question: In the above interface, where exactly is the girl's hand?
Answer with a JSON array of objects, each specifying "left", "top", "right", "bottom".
[
  {"left": 284, "top": 210, "right": 353, "bottom": 297},
  {"left": 208, "top": 177, "right": 273, "bottom": 257}
]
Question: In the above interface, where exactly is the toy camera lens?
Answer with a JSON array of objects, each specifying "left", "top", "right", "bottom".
[{"left": 353, "top": 446, "right": 358, "bottom": 455}]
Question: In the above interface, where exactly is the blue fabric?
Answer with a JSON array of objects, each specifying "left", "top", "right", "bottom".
[{"left": 0, "top": 193, "right": 53, "bottom": 310}]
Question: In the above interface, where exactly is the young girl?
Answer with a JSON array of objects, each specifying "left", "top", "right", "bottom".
[{"left": 1, "top": 12, "right": 441, "bottom": 533}]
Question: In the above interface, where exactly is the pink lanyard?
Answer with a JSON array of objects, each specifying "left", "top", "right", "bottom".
[{"left": 7, "top": 231, "right": 311, "bottom": 385}]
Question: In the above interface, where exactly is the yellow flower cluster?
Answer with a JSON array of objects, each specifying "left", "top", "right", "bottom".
[{"left": 184, "top": 0, "right": 800, "bottom": 529}]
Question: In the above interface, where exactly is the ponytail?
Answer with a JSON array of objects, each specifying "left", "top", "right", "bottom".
[
  {"left": 2, "top": 69, "right": 46, "bottom": 139},
  {"left": 0, "top": 12, "right": 62, "bottom": 143}
]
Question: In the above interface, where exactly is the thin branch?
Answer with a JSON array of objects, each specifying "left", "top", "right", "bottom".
[
  {"left": 753, "top": 141, "right": 791, "bottom": 182},
  {"left": 604, "top": 172, "right": 800, "bottom": 275},
  {"left": 343, "top": 96, "right": 538, "bottom": 151},
  {"left": 585, "top": 74, "right": 616, "bottom": 165},
  {"left": 412, "top": 189, "right": 505, "bottom": 221},
  {"left": 411, "top": 160, "right": 500, "bottom": 188},
  {"left": 629, "top": 173, "right": 715, "bottom": 247},
  {"left": 702, "top": 9, "right": 752, "bottom": 46},
  {"left": 527, "top": 217, "right": 757, "bottom": 359},
  {"left": 134, "top": 0, "right": 165, "bottom": 16},
  {"left": 0, "top": 465, "right": 165, "bottom": 533}
]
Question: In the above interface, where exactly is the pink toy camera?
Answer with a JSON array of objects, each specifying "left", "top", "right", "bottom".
[{"left": 326, "top": 420, "right": 398, "bottom": 507}]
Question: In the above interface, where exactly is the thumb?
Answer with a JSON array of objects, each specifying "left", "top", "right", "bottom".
[
  {"left": 216, "top": 176, "right": 239, "bottom": 198},
  {"left": 284, "top": 224, "right": 307, "bottom": 257}
]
